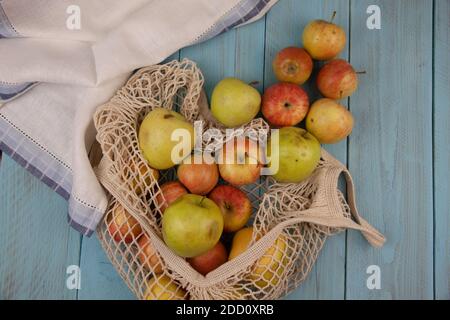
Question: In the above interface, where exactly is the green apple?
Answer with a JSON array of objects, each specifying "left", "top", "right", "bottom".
[
  {"left": 268, "top": 127, "right": 321, "bottom": 183},
  {"left": 138, "top": 108, "right": 194, "bottom": 170},
  {"left": 211, "top": 78, "right": 261, "bottom": 127},
  {"left": 162, "top": 194, "right": 224, "bottom": 258}
]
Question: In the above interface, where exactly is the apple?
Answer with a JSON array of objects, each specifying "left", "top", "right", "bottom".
[
  {"left": 317, "top": 59, "right": 358, "bottom": 99},
  {"left": 137, "top": 234, "right": 163, "bottom": 273},
  {"left": 228, "top": 227, "right": 288, "bottom": 288},
  {"left": 250, "top": 234, "right": 288, "bottom": 289},
  {"left": 218, "top": 138, "right": 262, "bottom": 186},
  {"left": 227, "top": 289, "right": 248, "bottom": 300},
  {"left": 162, "top": 194, "right": 224, "bottom": 258},
  {"left": 144, "top": 275, "right": 186, "bottom": 300},
  {"left": 211, "top": 78, "right": 261, "bottom": 127},
  {"left": 209, "top": 185, "right": 252, "bottom": 232},
  {"left": 107, "top": 203, "right": 142, "bottom": 243},
  {"left": 139, "top": 108, "right": 194, "bottom": 170},
  {"left": 302, "top": 18, "right": 346, "bottom": 60},
  {"left": 187, "top": 242, "right": 228, "bottom": 276},
  {"left": 262, "top": 82, "right": 309, "bottom": 127},
  {"left": 228, "top": 227, "right": 254, "bottom": 261},
  {"left": 272, "top": 47, "right": 313, "bottom": 85},
  {"left": 306, "top": 98, "right": 354, "bottom": 144},
  {"left": 126, "top": 161, "right": 159, "bottom": 195},
  {"left": 155, "top": 181, "right": 188, "bottom": 212},
  {"left": 268, "top": 127, "right": 321, "bottom": 183},
  {"left": 177, "top": 155, "right": 219, "bottom": 195}
]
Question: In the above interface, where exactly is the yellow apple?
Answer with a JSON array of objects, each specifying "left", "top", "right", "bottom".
[
  {"left": 144, "top": 275, "right": 186, "bottom": 300},
  {"left": 226, "top": 288, "right": 248, "bottom": 300},
  {"left": 306, "top": 98, "right": 354, "bottom": 144},
  {"left": 250, "top": 235, "right": 288, "bottom": 289},
  {"left": 228, "top": 227, "right": 254, "bottom": 261},
  {"left": 268, "top": 127, "right": 321, "bottom": 183},
  {"left": 302, "top": 19, "right": 346, "bottom": 61},
  {"left": 229, "top": 227, "right": 288, "bottom": 289},
  {"left": 211, "top": 78, "right": 261, "bottom": 127},
  {"left": 138, "top": 108, "right": 194, "bottom": 170}
]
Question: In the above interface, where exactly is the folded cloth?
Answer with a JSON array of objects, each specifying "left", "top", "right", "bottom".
[{"left": 0, "top": 0, "right": 278, "bottom": 236}]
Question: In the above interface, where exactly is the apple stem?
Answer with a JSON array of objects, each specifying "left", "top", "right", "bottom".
[
  {"left": 199, "top": 196, "right": 206, "bottom": 206},
  {"left": 330, "top": 11, "right": 337, "bottom": 23},
  {"left": 248, "top": 81, "right": 260, "bottom": 87}
]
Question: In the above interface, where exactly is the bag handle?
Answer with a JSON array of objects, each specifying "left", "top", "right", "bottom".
[
  {"left": 342, "top": 168, "right": 386, "bottom": 247},
  {"left": 318, "top": 149, "right": 385, "bottom": 247}
]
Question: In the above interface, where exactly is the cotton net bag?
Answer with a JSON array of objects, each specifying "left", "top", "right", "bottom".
[{"left": 93, "top": 59, "right": 385, "bottom": 300}]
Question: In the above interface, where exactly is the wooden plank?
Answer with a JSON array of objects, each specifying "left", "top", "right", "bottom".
[
  {"left": 0, "top": 155, "right": 81, "bottom": 299},
  {"left": 264, "top": 0, "right": 349, "bottom": 299},
  {"left": 77, "top": 235, "right": 135, "bottom": 300},
  {"left": 181, "top": 30, "right": 241, "bottom": 97},
  {"left": 346, "top": 0, "right": 434, "bottom": 299},
  {"left": 433, "top": 0, "right": 450, "bottom": 300}
]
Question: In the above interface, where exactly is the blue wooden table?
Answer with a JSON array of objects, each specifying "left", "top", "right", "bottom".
[{"left": 0, "top": 0, "right": 448, "bottom": 300}]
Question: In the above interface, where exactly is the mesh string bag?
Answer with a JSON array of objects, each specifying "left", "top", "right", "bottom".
[{"left": 93, "top": 59, "right": 385, "bottom": 300}]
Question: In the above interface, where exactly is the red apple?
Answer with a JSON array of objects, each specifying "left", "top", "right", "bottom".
[
  {"left": 155, "top": 181, "right": 188, "bottom": 212},
  {"left": 107, "top": 203, "right": 142, "bottom": 243},
  {"left": 177, "top": 155, "right": 219, "bottom": 195},
  {"left": 317, "top": 59, "right": 358, "bottom": 100},
  {"left": 218, "top": 138, "right": 262, "bottom": 186},
  {"left": 209, "top": 185, "right": 252, "bottom": 232},
  {"left": 272, "top": 47, "right": 313, "bottom": 85},
  {"left": 187, "top": 242, "right": 228, "bottom": 275},
  {"left": 262, "top": 82, "right": 309, "bottom": 127},
  {"left": 137, "top": 234, "right": 163, "bottom": 273}
]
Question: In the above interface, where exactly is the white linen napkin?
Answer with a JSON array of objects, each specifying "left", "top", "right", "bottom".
[{"left": 0, "top": 0, "right": 278, "bottom": 235}]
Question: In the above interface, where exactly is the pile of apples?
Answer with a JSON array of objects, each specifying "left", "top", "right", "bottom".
[
  {"left": 137, "top": 109, "right": 284, "bottom": 298},
  {"left": 108, "top": 112, "right": 280, "bottom": 299},
  {"left": 267, "top": 14, "right": 356, "bottom": 144},
  {"left": 107, "top": 15, "right": 358, "bottom": 300}
]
